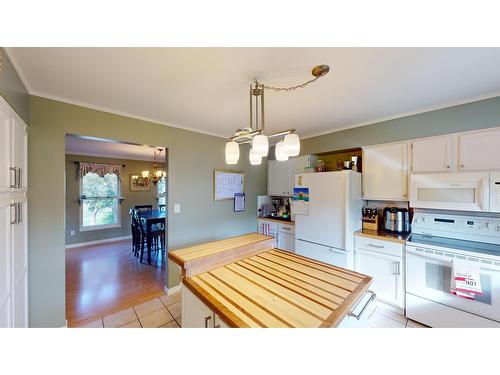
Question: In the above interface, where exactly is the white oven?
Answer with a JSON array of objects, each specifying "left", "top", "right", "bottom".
[
  {"left": 410, "top": 172, "right": 489, "bottom": 212},
  {"left": 406, "top": 244, "right": 500, "bottom": 325}
]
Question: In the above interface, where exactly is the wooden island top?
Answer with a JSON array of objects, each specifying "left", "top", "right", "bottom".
[{"left": 170, "top": 233, "right": 372, "bottom": 328}]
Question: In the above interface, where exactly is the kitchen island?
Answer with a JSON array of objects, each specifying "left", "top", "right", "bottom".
[{"left": 169, "top": 233, "right": 373, "bottom": 328}]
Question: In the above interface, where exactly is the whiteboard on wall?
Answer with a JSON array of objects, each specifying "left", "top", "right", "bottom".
[{"left": 214, "top": 169, "right": 245, "bottom": 201}]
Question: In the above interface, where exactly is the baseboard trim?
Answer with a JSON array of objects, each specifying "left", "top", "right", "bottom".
[
  {"left": 164, "top": 283, "right": 181, "bottom": 295},
  {"left": 65, "top": 235, "right": 132, "bottom": 249}
]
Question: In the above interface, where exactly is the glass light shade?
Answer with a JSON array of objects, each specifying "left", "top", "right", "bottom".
[
  {"left": 275, "top": 141, "right": 289, "bottom": 161},
  {"left": 141, "top": 170, "right": 150, "bottom": 178},
  {"left": 284, "top": 133, "right": 300, "bottom": 157},
  {"left": 252, "top": 134, "right": 269, "bottom": 157},
  {"left": 155, "top": 170, "right": 165, "bottom": 178},
  {"left": 225, "top": 141, "right": 240, "bottom": 164},
  {"left": 249, "top": 148, "right": 262, "bottom": 165}
]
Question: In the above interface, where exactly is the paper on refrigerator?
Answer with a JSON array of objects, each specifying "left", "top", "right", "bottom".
[{"left": 292, "top": 187, "right": 309, "bottom": 215}]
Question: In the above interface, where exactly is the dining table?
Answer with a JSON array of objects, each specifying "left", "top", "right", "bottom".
[{"left": 139, "top": 209, "right": 166, "bottom": 264}]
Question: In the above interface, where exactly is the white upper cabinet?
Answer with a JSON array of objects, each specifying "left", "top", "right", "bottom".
[
  {"left": 410, "top": 135, "right": 455, "bottom": 173},
  {"left": 11, "top": 117, "right": 28, "bottom": 191},
  {"left": 362, "top": 142, "right": 409, "bottom": 201},
  {"left": 459, "top": 128, "right": 500, "bottom": 171},
  {"left": 268, "top": 155, "right": 317, "bottom": 197},
  {"left": 268, "top": 159, "right": 289, "bottom": 196}
]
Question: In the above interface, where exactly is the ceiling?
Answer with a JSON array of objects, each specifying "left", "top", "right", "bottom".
[
  {"left": 9, "top": 48, "right": 500, "bottom": 139},
  {"left": 65, "top": 134, "right": 166, "bottom": 162}
]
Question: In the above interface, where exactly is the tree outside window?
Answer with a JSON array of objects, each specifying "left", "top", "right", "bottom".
[{"left": 80, "top": 172, "right": 121, "bottom": 230}]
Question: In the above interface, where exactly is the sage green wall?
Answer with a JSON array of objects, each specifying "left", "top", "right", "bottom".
[
  {"left": 65, "top": 154, "right": 165, "bottom": 245},
  {"left": 29, "top": 95, "right": 267, "bottom": 327},
  {"left": 0, "top": 48, "right": 29, "bottom": 123},
  {"left": 302, "top": 96, "right": 500, "bottom": 154}
]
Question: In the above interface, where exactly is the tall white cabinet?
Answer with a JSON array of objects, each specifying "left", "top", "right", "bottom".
[{"left": 0, "top": 96, "right": 28, "bottom": 328}]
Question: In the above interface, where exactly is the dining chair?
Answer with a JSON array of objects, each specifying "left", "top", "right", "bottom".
[{"left": 134, "top": 204, "right": 153, "bottom": 212}]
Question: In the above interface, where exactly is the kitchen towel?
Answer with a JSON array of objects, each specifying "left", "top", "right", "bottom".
[{"left": 450, "top": 259, "right": 482, "bottom": 299}]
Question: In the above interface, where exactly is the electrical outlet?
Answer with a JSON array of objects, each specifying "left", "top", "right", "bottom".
[
  {"left": 174, "top": 204, "right": 181, "bottom": 214},
  {"left": 70, "top": 230, "right": 75, "bottom": 236}
]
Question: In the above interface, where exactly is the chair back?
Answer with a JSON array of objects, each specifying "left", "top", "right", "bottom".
[{"left": 135, "top": 205, "right": 153, "bottom": 212}]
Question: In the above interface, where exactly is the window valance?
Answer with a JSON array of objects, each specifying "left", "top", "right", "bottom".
[{"left": 78, "top": 162, "right": 123, "bottom": 179}]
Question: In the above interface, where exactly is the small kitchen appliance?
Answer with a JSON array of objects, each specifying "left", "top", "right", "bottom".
[
  {"left": 361, "top": 206, "right": 379, "bottom": 231},
  {"left": 383, "top": 207, "right": 410, "bottom": 233}
]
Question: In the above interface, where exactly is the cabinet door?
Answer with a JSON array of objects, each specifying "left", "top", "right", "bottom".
[
  {"left": 0, "top": 199, "right": 11, "bottom": 313},
  {"left": 0, "top": 296, "right": 12, "bottom": 328},
  {"left": 276, "top": 232, "right": 295, "bottom": 253},
  {"left": 459, "top": 128, "right": 500, "bottom": 171},
  {"left": 181, "top": 285, "right": 214, "bottom": 328},
  {"left": 355, "top": 249, "right": 403, "bottom": 308},
  {"left": 12, "top": 271, "right": 27, "bottom": 327},
  {"left": 268, "top": 160, "right": 289, "bottom": 196},
  {"left": 411, "top": 136, "right": 454, "bottom": 173},
  {"left": 0, "top": 107, "right": 12, "bottom": 193},
  {"left": 12, "top": 198, "right": 28, "bottom": 282},
  {"left": 11, "top": 118, "right": 27, "bottom": 190},
  {"left": 362, "top": 142, "right": 409, "bottom": 201}
]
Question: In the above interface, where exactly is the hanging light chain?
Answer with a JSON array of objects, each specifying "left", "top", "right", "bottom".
[{"left": 259, "top": 76, "right": 321, "bottom": 92}]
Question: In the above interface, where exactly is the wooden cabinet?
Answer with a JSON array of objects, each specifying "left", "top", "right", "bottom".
[
  {"left": 181, "top": 285, "right": 229, "bottom": 328},
  {"left": 354, "top": 236, "right": 404, "bottom": 309},
  {"left": 0, "top": 97, "right": 28, "bottom": 328},
  {"left": 362, "top": 142, "right": 409, "bottom": 201},
  {"left": 459, "top": 128, "right": 500, "bottom": 171},
  {"left": 410, "top": 135, "right": 455, "bottom": 173},
  {"left": 268, "top": 155, "right": 317, "bottom": 197}
]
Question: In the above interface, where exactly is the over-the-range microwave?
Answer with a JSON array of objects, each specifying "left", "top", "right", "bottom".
[{"left": 410, "top": 171, "right": 500, "bottom": 212}]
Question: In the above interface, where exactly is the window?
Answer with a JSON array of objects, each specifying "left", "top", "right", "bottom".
[
  {"left": 157, "top": 177, "right": 166, "bottom": 207},
  {"left": 80, "top": 172, "right": 121, "bottom": 231}
]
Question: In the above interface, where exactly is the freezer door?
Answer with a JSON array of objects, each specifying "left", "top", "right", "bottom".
[
  {"left": 295, "top": 240, "right": 347, "bottom": 268},
  {"left": 295, "top": 172, "right": 346, "bottom": 249}
]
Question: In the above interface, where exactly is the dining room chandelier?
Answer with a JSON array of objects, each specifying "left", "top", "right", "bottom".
[
  {"left": 225, "top": 64, "right": 330, "bottom": 165},
  {"left": 141, "top": 148, "right": 166, "bottom": 185}
]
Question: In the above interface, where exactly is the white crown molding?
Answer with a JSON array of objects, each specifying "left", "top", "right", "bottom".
[
  {"left": 29, "top": 90, "right": 229, "bottom": 139},
  {"left": 300, "top": 90, "right": 500, "bottom": 140}
]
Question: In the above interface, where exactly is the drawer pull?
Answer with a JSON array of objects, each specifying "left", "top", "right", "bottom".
[
  {"left": 367, "top": 243, "right": 384, "bottom": 249},
  {"left": 281, "top": 227, "right": 291, "bottom": 230}
]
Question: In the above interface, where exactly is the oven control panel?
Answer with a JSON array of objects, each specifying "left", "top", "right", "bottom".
[{"left": 412, "top": 212, "right": 500, "bottom": 243}]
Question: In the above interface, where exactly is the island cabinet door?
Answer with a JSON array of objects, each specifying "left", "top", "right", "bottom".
[
  {"left": 355, "top": 249, "right": 403, "bottom": 308},
  {"left": 181, "top": 285, "right": 214, "bottom": 328}
]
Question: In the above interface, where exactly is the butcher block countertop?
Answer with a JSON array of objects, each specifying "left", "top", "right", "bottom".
[
  {"left": 354, "top": 229, "right": 409, "bottom": 244},
  {"left": 169, "top": 233, "right": 275, "bottom": 277},
  {"left": 182, "top": 248, "right": 373, "bottom": 328}
]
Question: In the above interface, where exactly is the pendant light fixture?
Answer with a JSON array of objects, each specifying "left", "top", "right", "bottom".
[{"left": 225, "top": 64, "right": 329, "bottom": 165}]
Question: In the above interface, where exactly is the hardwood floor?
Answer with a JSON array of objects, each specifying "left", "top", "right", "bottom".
[{"left": 66, "top": 239, "right": 166, "bottom": 326}]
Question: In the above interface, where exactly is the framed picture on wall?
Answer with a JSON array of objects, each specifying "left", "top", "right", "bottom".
[{"left": 130, "top": 175, "right": 150, "bottom": 191}]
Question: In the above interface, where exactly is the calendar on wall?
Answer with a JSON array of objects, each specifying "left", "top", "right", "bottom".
[{"left": 213, "top": 169, "right": 245, "bottom": 201}]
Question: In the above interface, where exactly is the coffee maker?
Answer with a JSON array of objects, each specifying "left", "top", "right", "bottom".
[{"left": 383, "top": 207, "right": 410, "bottom": 234}]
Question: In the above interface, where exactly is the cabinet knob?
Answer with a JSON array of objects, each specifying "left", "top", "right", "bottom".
[
  {"left": 460, "top": 164, "right": 464, "bottom": 168},
  {"left": 446, "top": 165, "right": 450, "bottom": 169}
]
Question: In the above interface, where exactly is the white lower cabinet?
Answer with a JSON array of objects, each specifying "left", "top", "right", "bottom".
[
  {"left": 257, "top": 220, "right": 296, "bottom": 252},
  {"left": 277, "top": 232, "right": 295, "bottom": 253},
  {"left": 181, "top": 285, "right": 229, "bottom": 328},
  {"left": 354, "top": 236, "right": 405, "bottom": 309}
]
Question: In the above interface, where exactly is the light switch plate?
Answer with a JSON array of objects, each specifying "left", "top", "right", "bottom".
[
  {"left": 174, "top": 204, "right": 181, "bottom": 213},
  {"left": 70, "top": 230, "right": 75, "bottom": 236}
]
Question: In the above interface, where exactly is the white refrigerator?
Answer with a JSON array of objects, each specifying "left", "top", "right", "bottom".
[{"left": 294, "top": 171, "right": 362, "bottom": 270}]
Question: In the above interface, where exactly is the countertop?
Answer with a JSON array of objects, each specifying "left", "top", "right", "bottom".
[
  {"left": 257, "top": 216, "right": 295, "bottom": 225},
  {"left": 353, "top": 229, "right": 410, "bottom": 244},
  {"left": 169, "top": 233, "right": 275, "bottom": 277},
  {"left": 182, "top": 247, "right": 372, "bottom": 328}
]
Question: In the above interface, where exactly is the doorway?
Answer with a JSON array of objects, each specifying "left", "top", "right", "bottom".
[{"left": 64, "top": 134, "right": 169, "bottom": 326}]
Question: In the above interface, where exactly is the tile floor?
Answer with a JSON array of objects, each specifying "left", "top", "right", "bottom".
[
  {"left": 77, "top": 288, "right": 181, "bottom": 328},
  {"left": 76, "top": 289, "right": 427, "bottom": 328}
]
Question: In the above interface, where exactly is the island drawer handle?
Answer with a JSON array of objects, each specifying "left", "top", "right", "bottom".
[
  {"left": 204, "top": 315, "right": 212, "bottom": 328},
  {"left": 348, "top": 291, "right": 376, "bottom": 320}
]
